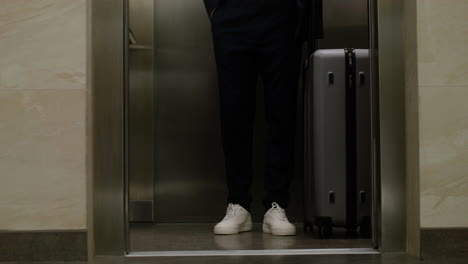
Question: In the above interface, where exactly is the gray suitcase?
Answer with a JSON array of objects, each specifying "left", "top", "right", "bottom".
[{"left": 304, "top": 49, "right": 372, "bottom": 238}]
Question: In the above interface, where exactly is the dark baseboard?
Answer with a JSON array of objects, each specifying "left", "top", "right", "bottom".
[
  {"left": 421, "top": 228, "right": 468, "bottom": 259},
  {"left": 0, "top": 230, "right": 87, "bottom": 262}
]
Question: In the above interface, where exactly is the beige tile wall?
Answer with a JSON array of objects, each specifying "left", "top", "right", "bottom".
[
  {"left": 0, "top": 0, "right": 86, "bottom": 230},
  {"left": 416, "top": 0, "right": 468, "bottom": 228}
]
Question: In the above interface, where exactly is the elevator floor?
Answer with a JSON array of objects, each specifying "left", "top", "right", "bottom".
[
  {"left": 129, "top": 223, "right": 372, "bottom": 251},
  {"left": 124, "top": 255, "right": 467, "bottom": 264}
]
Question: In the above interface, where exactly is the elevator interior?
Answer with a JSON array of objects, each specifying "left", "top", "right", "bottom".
[{"left": 127, "top": 0, "right": 373, "bottom": 252}]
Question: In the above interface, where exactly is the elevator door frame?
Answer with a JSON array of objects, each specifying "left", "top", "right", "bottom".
[{"left": 88, "top": 0, "right": 407, "bottom": 260}]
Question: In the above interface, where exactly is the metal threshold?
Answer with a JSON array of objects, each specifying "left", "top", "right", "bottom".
[{"left": 127, "top": 248, "right": 379, "bottom": 257}]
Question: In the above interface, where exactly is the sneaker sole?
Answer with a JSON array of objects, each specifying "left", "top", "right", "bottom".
[
  {"left": 214, "top": 221, "right": 253, "bottom": 235},
  {"left": 262, "top": 223, "right": 296, "bottom": 236}
]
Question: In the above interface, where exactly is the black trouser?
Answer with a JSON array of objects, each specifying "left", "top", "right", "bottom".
[{"left": 210, "top": 0, "right": 301, "bottom": 211}]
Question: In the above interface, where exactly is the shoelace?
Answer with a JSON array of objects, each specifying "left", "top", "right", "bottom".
[
  {"left": 270, "top": 202, "right": 288, "bottom": 221},
  {"left": 224, "top": 203, "right": 241, "bottom": 220}
]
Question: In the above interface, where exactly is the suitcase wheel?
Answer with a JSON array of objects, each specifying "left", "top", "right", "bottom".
[
  {"left": 359, "top": 224, "right": 371, "bottom": 238},
  {"left": 359, "top": 216, "right": 372, "bottom": 238},
  {"left": 304, "top": 222, "right": 314, "bottom": 233},
  {"left": 346, "top": 227, "right": 358, "bottom": 238},
  {"left": 318, "top": 223, "right": 333, "bottom": 239},
  {"left": 315, "top": 217, "right": 333, "bottom": 239},
  {"left": 314, "top": 216, "right": 333, "bottom": 239}
]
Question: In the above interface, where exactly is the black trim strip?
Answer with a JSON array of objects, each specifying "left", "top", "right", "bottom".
[
  {"left": 0, "top": 230, "right": 88, "bottom": 262},
  {"left": 345, "top": 48, "right": 358, "bottom": 230},
  {"left": 421, "top": 228, "right": 468, "bottom": 259}
]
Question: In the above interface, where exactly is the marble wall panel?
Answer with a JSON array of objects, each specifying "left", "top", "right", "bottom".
[
  {"left": 0, "top": 90, "right": 86, "bottom": 230},
  {"left": 0, "top": 0, "right": 86, "bottom": 91},
  {"left": 0, "top": 0, "right": 87, "bottom": 230},
  {"left": 419, "top": 85, "right": 468, "bottom": 227},
  {"left": 417, "top": 0, "right": 468, "bottom": 87}
]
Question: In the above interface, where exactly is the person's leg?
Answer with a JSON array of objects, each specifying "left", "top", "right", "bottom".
[
  {"left": 212, "top": 28, "right": 259, "bottom": 212},
  {"left": 259, "top": 7, "right": 302, "bottom": 210}
]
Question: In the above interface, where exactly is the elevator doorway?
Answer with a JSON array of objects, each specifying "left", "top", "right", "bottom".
[
  {"left": 89, "top": 0, "right": 411, "bottom": 257},
  {"left": 125, "top": 0, "right": 375, "bottom": 254}
]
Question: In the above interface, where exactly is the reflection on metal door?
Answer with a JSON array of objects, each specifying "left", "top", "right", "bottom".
[
  {"left": 128, "top": 0, "right": 155, "bottom": 223},
  {"left": 319, "top": 0, "right": 369, "bottom": 49},
  {"left": 128, "top": 0, "right": 370, "bottom": 223},
  {"left": 150, "top": 0, "right": 304, "bottom": 222},
  {"left": 152, "top": 0, "right": 225, "bottom": 222}
]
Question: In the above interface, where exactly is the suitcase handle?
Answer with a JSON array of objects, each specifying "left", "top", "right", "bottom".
[
  {"left": 359, "top": 72, "right": 366, "bottom": 85},
  {"left": 328, "top": 72, "right": 335, "bottom": 85}
]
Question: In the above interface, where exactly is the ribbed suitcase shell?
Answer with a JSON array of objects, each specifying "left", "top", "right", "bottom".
[{"left": 304, "top": 49, "right": 372, "bottom": 236}]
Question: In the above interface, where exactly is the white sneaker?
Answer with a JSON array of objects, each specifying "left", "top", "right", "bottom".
[
  {"left": 263, "top": 202, "right": 296, "bottom": 236},
  {"left": 214, "top": 203, "right": 253, "bottom": 235}
]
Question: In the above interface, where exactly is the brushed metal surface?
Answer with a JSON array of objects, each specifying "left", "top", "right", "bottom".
[
  {"left": 124, "top": 0, "right": 130, "bottom": 252},
  {"left": 129, "top": 201, "right": 154, "bottom": 222},
  {"left": 128, "top": 0, "right": 155, "bottom": 221},
  {"left": 368, "top": 0, "right": 381, "bottom": 250},
  {"left": 151, "top": 0, "right": 225, "bottom": 222},
  {"left": 128, "top": 248, "right": 379, "bottom": 257},
  {"left": 86, "top": 0, "right": 94, "bottom": 260},
  {"left": 376, "top": 0, "right": 407, "bottom": 253},
  {"left": 90, "top": 0, "right": 126, "bottom": 256},
  {"left": 319, "top": 0, "right": 369, "bottom": 49}
]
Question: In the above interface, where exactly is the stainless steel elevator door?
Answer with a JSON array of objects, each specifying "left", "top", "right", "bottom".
[
  {"left": 152, "top": 0, "right": 304, "bottom": 223},
  {"left": 153, "top": 0, "right": 225, "bottom": 222}
]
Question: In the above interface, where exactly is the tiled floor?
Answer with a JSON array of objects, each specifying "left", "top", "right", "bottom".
[{"left": 130, "top": 223, "right": 373, "bottom": 251}]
